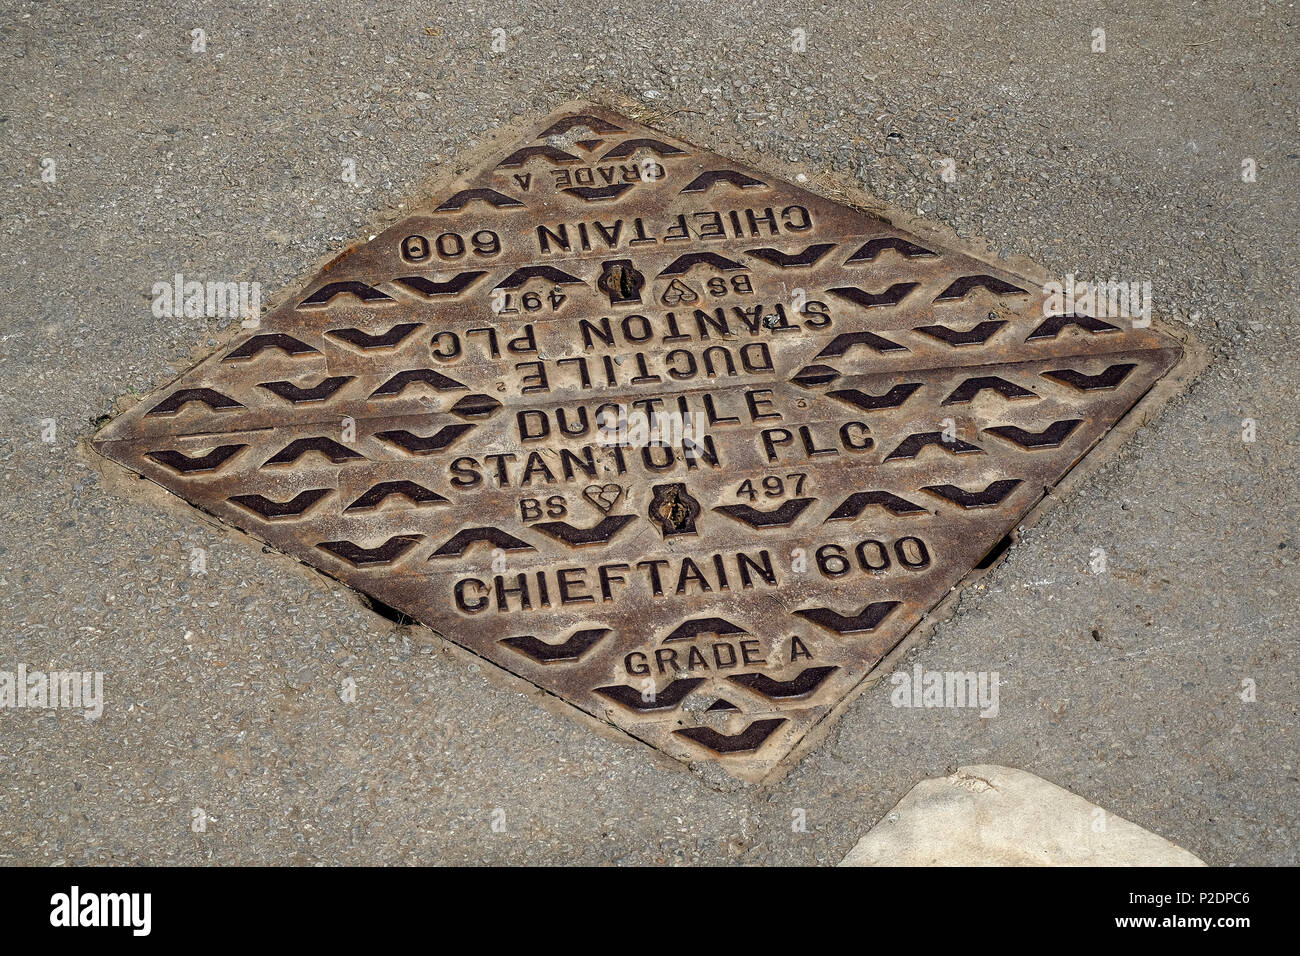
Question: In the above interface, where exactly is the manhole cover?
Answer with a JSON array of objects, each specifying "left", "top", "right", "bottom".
[{"left": 94, "top": 103, "right": 1183, "bottom": 780}]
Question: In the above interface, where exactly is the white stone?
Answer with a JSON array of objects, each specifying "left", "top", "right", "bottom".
[{"left": 839, "top": 765, "right": 1205, "bottom": 867}]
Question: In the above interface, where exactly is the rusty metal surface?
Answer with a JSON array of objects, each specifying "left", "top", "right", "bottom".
[{"left": 93, "top": 104, "right": 1183, "bottom": 780}]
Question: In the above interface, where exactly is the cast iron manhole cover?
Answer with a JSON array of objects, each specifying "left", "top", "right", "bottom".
[{"left": 94, "top": 103, "right": 1183, "bottom": 780}]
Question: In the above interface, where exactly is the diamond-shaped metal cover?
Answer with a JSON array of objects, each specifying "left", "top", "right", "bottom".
[{"left": 94, "top": 103, "right": 1183, "bottom": 780}]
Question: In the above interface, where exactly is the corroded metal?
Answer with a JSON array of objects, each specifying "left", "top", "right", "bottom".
[{"left": 94, "top": 104, "right": 1183, "bottom": 780}]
